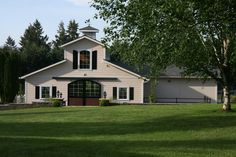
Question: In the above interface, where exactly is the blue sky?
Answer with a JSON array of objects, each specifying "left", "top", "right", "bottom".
[{"left": 0, "top": 0, "right": 106, "bottom": 46}]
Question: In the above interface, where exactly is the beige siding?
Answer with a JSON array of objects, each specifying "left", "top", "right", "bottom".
[
  {"left": 98, "top": 78, "right": 143, "bottom": 103},
  {"left": 64, "top": 38, "right": 105, "bottom": 62},
  {"left": 25, "top": 38, "right": 144, "bottom": 104},
  {"left": 144, "top": 78, "right": 217, "bottom": 103},
  {"left": 25, "top": 76, "right": 143, "bottom": 104}
]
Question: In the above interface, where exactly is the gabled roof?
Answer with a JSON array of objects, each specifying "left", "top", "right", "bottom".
[
  {"left": 60, "top": 35, "right": 104, "bottom": 48},
  {"left": 79, "top": 26, "right": 99, "bottom": 32},
  {"left": 20, "top": 60, "right": 67, "bottom": 79}
]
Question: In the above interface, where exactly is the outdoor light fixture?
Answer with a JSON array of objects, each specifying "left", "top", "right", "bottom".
[{"left": 103, "top": 91, "right": 107, "bottom": 99}]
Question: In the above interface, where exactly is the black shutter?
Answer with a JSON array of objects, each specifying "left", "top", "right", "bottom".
[
  {"left": 92, "top": 51, "right": 97, "bottom": 70},
  {"left": 129, "top": 87, "right": 134, "bottom": 100},
  {"left": 35, "top": 86, "right": 40, "bottom": 99},
  {"left": 113, "top": 87, "right": 117, "bottom": 100},
  {"left": 73, "top": 50, "right": 78, "bottom": 69},
  {"left": 52, "top": 86, "right": 57, "bottom": 98}
]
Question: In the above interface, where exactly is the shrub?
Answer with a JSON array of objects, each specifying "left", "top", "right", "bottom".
[
  {"left": 231, "top": 95, "right": 236, "bottom": 103},
  {"left": 52, "top": 99, "right": 62, "bottom": 107},
  {"left": 148, "top": 95, "right": 155, "bottom": 103},
  {"left": 99, "top": 98, "right": 110, "bottom": 106}
]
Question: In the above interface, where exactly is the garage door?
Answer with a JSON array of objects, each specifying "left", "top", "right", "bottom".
[{"left": 68, "top": 80, "right": 101, "bottom": 106}]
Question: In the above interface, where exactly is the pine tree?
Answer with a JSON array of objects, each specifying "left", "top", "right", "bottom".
[
  {"left": 50, "top": 22, "right": 67, "bottom": 62},
  {"left": 20, "top": 19, "right": 51, "bottom": 74},
  {"left": 4, "top": 36, "right": 17, "bottom": 49},
  {"left": 66, "top": 20, "right": 79, "bottom": 42},
  {"left": 53, "top": 21, "right": 67, "bottom": 48}
]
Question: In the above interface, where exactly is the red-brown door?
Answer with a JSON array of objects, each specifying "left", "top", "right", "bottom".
[{"left": 68, "top": 80, "right": 101, "bottom": 106}]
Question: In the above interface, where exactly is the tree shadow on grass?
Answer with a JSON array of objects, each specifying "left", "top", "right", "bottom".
[
  {"left": 0, "top": 137, "right": 235, "bottom": 157},
  {"left": 0, "top": 114, "right": 236, "bottom": 137},
  {"left": 0, "top": 109, "right": 82, "bottom": 116}
]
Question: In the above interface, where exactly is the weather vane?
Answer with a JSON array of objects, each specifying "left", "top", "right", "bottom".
[{"left": 85, "top": 19, "right": 90, "bottom": 26}]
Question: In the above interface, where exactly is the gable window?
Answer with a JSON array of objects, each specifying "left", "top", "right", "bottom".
[
  {"left": 41, "top": 86, "right": 50, "bottom": 98},
  {"left": 118, "top": 87, "right": 128, "bottom": 100},
  {"left": 79, "top": 50, "right": 91, "bottom": 69}
]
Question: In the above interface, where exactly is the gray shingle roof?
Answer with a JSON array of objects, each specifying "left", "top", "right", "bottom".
[
  {"left": 79, "top": 26, "right": 99, "bottom": 31},
  {"left": 106, "top": 60, "right": 185, "bottom": 78}
]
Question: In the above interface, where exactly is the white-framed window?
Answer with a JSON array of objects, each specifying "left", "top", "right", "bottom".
[
  {"left": 78, "top": 50, "right": 92, "bottom": 70},
  {"left": 118, "top": 87, "right": 129, "bottom": 100},
  {"left": 40, "top": 86, "right": 52, "bottom": 99}
]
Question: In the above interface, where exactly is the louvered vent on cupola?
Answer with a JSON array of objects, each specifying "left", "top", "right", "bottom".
[{"left": 79, "top": 25, "right": 99, "bottom": 39}]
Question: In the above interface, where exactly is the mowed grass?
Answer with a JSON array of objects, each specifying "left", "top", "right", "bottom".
[{"left": 0, "top": 104, "right": 236, "bottom": 157}]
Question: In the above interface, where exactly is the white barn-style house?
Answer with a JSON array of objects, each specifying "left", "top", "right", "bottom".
[{"left": 20, "top": 26, "right": 218, "bottom": 106}]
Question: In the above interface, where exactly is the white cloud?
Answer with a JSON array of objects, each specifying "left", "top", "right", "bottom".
[{"left": 67, "top": 0, "right": 91, "bottom": 6}]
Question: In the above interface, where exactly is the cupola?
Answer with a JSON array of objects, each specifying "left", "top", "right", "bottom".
[{"left": 79, "top": 25, "right": 99, "bottom": 39}]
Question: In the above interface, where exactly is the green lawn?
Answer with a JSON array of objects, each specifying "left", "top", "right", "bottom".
[{"left": 0, "top": 104, "right": 236, "bottom": 157}]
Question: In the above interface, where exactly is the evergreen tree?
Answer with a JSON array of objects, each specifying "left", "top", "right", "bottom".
[
  {"left": 0, "top": 49, "right": 6, "bottom": 102},
  {"left": 50, "top": 20, "right": 80, "bottom": 63},
  {"left": 53, "top": 21, "right": 67, "bottom": 48},
  {"left": 4, "top": 36, "right": 17, "bottom": 49},
  {"left": 2, "top": 53, "right": 20, "bottom": 103},
  {"left": 0, "top": 48, "right": 20, "bottom": 103},
  {"left": 20, "top": 19, "right": 51, "bottom": 74},
  {"left": 66, "top": 20, "right": 79, "bottom": 42},
  {"left": 50, "top": 22, "right": 67, "bottom": 62}
]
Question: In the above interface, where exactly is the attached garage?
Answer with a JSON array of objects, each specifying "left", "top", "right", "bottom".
[
  {"left": 156, "top": 78, "right": 217, "bottom": 103},
  {"left": 144, "top": 78, "right": 217, "bottom": 103}
]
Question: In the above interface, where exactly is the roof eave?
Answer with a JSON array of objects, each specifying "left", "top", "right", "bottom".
[
  {"left": 80, "top": 30, "right": 99, "bottom": 33},
  {"left": 60, "top": 36, "right": 104, "bottom": 48}
]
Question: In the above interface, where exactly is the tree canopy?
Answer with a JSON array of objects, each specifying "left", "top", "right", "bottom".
[
  {"left": 51, "top": 20, "right": 80, "bottom": 62},
  {"left": 55, "top": 22, "right": 67, "bottom": 47},
  {"left": 0, "top": 38, "right": 21, "bottom": 103},
  {"left": 4, "top": 36, "right": 17, "bottom": 49},
  {"left": 0, "top": 19, "right": 80, "bottom": 103},
  {"left": 92, "top": 0, "right": 236, "bottom": 111},
  {"left": 66, "top": 20, "right": 79, "bottom": 42},
  {"left": 20, "top": 19, "right": 51, "bottom": 74}
]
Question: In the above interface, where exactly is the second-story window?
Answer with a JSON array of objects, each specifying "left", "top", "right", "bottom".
[{"left": 79, "top": 50, "right": 91, "bottom": 69}]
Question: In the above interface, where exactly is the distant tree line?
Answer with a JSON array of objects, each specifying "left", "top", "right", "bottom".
[{"left": 0, "top": 19, "right": 80, "bottom": 103}]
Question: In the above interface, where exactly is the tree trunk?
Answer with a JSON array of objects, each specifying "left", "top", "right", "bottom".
[{"left": 222, "top": 85, "right": 231, "bottom": 111}]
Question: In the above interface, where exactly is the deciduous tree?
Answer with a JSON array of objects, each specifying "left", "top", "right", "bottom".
[{"left": 92, "top": 0, "right": 236, "bottom": 111}]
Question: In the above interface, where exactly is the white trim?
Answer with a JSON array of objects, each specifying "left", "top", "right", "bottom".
[
  {"left": 103, "top": 48, "right": 106, "bottom": 60},
  {"left": 141, "top": 80, "right": 144, "bottom": 103},
  {"left": 25, "top": 81, "right": 28, "bottom": 103},
  {"left": 78, "top": 50, "right": 92, "bottom": 70},
  {"left": 39, "top": 85, "right": 52, "bottom": 99},
  {"left": 20, "top": 60, "right": 67, "bottom": 79},
  {"left": 159, "top": 76, "right": 212, "bottom": 79},
  {"left": 117, "top": 87, "right": 129, "bottom": 101},
  {"left": 215, "top": 81, "right": 218, "bottom": 103},
  {"left": 60, "top": 36, "right": 104, "bottom": 48},
  {"left": 80, "top": 30, "right": 99, "bottom": 33},
  {"left": 104, "top": 60, "right": 146, "bottom": 80}
]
